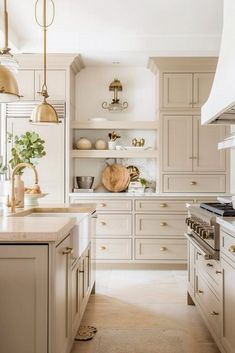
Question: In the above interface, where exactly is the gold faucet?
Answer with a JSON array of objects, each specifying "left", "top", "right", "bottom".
[{"left": 10, "top": 162, "right": 39, "bottom": 213}]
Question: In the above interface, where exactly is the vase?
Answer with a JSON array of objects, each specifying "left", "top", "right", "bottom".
[
  {"left": 108, "top": 141, "right": 116, "bottom": 150},
  {"left": 14, "top": 175, "right": 24, "bottom": 208},
  {"left": 95, "top": 139, "right": 106, "bottom": 150},
  {"left": 76, "top": 137, "right": 92, "bottom": 150}
]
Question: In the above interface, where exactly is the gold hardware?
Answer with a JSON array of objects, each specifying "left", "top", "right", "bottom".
[
  {"left": 132, "top": 138, "right": 145, "bottom": 147},
  {"left": 10, "top": 162, "right": 39, "bottom": 213},
  {"left": 62, "top": 247, "right": 74, "bottom": 255},
  {"left": 31, "top": 0, "right": 59, "bottom": 123},
  {"left": 160, "top": 246, "right": 167, "bottom": 251},
  {"left": 79, "top": 270, "right": 85, "bottom": 273},
  {"left": 228, "top": 245, "right": 235, "bottom": 253},
  {"left": 197, "top": 252, "right": 202, "bottom": 256},
  {"left": 198, "top": 290, "right": 203, "bottom": 294},
  {"left": 190, "top": 181, "right": 197, "bottom": 185},
  {"left": 210, "top": 311, "right": 219, "bottom": 316},
  {"left": 206, "top": 263, "right": 213, "bottom": 267},
  {"left": 160, "top": 222, "right": 167, "bottom": 227},
  {"left": 160, "top": 203, "right": 167, "bottom": 208},
  {"left": 100, "top": 203, "right": 106, "bottom": 208},
  {"left": 216, "top": 270, "right": 222, "bottom": 274},
  {"left": 101, "top": 221, "right": 106, "bottom": 226},
  {"left": 102, "top": 79, "right": 128, "bottom": 112},
  {"left": 189, "top": 156, "right": 197, "bottom": 159},
  {"left": 100, "top": 246, "right": 106, "bottom": 250}
]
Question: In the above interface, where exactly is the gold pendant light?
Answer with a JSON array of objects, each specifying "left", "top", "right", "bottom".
[
  {"left": 30, "top": 0, "right": 59, "bottom": 124},
  {"left": 0, "top": 0, "right": 21, "bottom": 102}
]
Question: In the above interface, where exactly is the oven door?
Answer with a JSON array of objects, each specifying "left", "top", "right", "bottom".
[{"left": 185, "top": 232, "right": 219, "bottom": 260}]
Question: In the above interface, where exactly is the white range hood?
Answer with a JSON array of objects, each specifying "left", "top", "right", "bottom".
[{"left": 202, "top": 0, "right": 235, "bottom": 125}]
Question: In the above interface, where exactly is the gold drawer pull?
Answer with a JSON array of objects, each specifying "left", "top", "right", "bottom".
[
  {"left": 100, "top": 246, "right": 106, "bottom": 251},
  {"left": 101, "top": 221, "right": 106, "bottom": 226},
  {"left": 190, "top": 181, "right": 197, "bottom": 185},
  {"left": 100, "top": 203, "right": 107, "bottom": 208},
  {"left": 160, "top": 222, "right": 167, "bottom": 227},
  {"left": 216, "top": 270, "right": 222, "bottom": 274},
  {"left": 198, "top": 290, "right": 203, "bottom": 294},
  {"left": 62, "top": 247, "right": 74, "bottom": 255},
  {"left": 228, "top": 245, "right": 235, "bottom": 253},
  {"left": 189, "top": 156, "right": 197, "bottom": 159},
  {"left": 160, "top": 203, "right": 167, "bottom": 208},
  {"left": 160, "top": 246, "right": 167, "bottom": 251},
  {"left": 210, "top": 311, "right": 219, "bottom": 316},
  {"left": 206, "top": 263, "right": 213, "bottom": 267}
]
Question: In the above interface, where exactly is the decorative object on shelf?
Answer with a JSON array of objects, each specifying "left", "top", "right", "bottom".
[
  {"left": 128, "top": 181, "right": 145, "bottom": 194},
  {"left": 75, "top": 326, "right": 97, "bottom": 341},
  {"left": 76, "top": 137, "right": 92, "bottom": 150},
  {"left": 132, "top": 138, "right": 145, "bottom": 147},
  {"left": 24, "top": 192, "right": 48, "bottom": 206},
  {"left": 95, "top": 139, "right": 106, "bottom": 150},
  {"left": 76, "top": 176, "right": 94, "bottom": 189},
  {"left": 30, "top": 0, "right": 60, "bottom": 124},
  {"left": 0, "top": 0, "right": 21, "bottom": 102},
  {"left": 108, "top": 131, "right": 120, "bottom": 150},
  {"left": 127, "top": 165, "right": 140, "bottom": 181},
  {"left": 102, "top": 78, "right": 128, "bottom": 112},
  {"left": 116, "top": 145, "right": 151, "bottom": 151},
  {"left": 102, "top": 163, "right": 130, "bottom": 192}
]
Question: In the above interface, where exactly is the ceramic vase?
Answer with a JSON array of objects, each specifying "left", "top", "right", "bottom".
[
  {"left": 14, "top": 175, "right": 24, "bottom": 207},
  {"left": 108, "top": 141, "right": 116, "bottom": 150},
  {"left": 76, "top": 137, "right": 92, "bottom": 150}
]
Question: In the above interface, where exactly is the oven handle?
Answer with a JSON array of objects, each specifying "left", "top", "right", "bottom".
[{"left": 184, "top": 233, "right": 212, "bottom": 260}]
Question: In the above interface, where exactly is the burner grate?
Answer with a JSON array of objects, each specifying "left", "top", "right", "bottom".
[{"left": 200, "top": 202, "right": 235, "bottom": 216}]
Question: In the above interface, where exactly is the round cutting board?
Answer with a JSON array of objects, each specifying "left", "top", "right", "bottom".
[{"left": 102, "top": 164, "right": 130, "bottom": 192}]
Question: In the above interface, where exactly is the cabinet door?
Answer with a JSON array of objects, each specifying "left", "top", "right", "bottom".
[
  {"left": 35, "top": 70, "right": 66, "bottom": 100},
  {"left": 221, "top": 257, "right": 235, "bottom": 353},
  {"left": 163, "top": 115, "right": 193, "bottom": 171},
  {"left": 15, "top": 70, "right": 35, "bottom": 100},
  {"left": 0, "top": 245, "right": 48, "bottom": 353},
  {"left": 163, "top": 73, "right": 193, "bottom": 108},
  {"left": 71, "top": 261, "right": 80, "bottom": 337},
  {"left": 193, "top": 116, "right": 226, "bottom": 172},
  {"left": 84, "top": 245, "right": 91, "bottom": 296},
  {"left": 188, "top": 241, "right": 196, "bottom": 297},
  {"left": 193, "top": 73, "right": 214, "bottom": 108},
  {"left": 79, "top": 255, "right": 86, "bottom": 315},
  {"left": 55, "top": 235, "right": 72, "bottom": 353}
]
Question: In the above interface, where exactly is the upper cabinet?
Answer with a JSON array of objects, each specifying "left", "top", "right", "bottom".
[
  {"left": 16, "top": 69, "right": 66, "bottom": 101},
  {"left": 162, "top": 72, "right": 214, "bottom": 109}
]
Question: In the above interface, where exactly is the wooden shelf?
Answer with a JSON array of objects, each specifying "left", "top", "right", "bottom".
[
  {"left": 71, "top": 121, "right": 158, "bottom": 130},
  {"left": 71, "top": 149, "right": 158, "bottom": 159}
]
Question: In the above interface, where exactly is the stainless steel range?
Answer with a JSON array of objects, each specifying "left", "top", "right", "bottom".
[{"left": 185, "top": 204, "right": 222, "bottom": 260}]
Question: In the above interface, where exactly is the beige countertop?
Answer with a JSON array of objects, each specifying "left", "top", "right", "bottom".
[
  {"left": 217, "top": 217, "right": 235, "bottom": 236},
  {"left": 0, "top": 203, "right": 97, "bottom": 243}
]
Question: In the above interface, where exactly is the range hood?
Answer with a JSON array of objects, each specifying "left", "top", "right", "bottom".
[{"left": 201, "top": 0, "right": 235, "bottom": 125}]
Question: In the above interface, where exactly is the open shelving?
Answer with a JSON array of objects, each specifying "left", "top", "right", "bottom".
[
  {"left": 71, "top": 120, "right": 158, "bottom": 130},
  {"left": 71, "top": 149, "right": 158, "bottom": 159}
]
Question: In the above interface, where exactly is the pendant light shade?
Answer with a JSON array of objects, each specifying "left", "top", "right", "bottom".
[
  {"left": 30, "top": 0, "right": 59, "bottom": 124},
  {"left": 0, "top": 0, "right": 21, "bottom": 102}
]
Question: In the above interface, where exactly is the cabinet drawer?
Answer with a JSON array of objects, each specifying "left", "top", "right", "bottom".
[
  {"left": 195, "top": 272, "right": 220, "bottom": 338},
  {"left": 96, "top": 238, "right": 132, "bottom": 260},
  {"left": 135, "top": 238, "right": 187, "bottom": 260},
  {"left": 196, "top": 253, "right": 222, "bottom": 296},
  {"left": 135, "top": 199, "right": 190, "bottom": 212},
  {"left": 96, "top": 214, "right": 132, "bottom": 236},
  {"left": 71, "top": 199, "right": 132, "bottom": 211},
  {"left": 221, "top": 230, "right": 235, "bottom": 262},
  {"left": 135, "top": 214, "right": 186, "bottom": 236},
  {"left": 163, "top": 174, "right": 226, "bottom": 193}
]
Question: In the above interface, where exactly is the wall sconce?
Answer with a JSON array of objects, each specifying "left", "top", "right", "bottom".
[{"left": 102, "top": 78, "right": 128, "bottom": 112}]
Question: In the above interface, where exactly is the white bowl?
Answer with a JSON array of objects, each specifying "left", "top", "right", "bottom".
[{"left": 24, "top": 193, "right": 48, "bottom": 206}]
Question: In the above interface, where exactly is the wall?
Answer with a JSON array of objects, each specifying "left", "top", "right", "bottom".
[
  {"left": 75, "top": 66, "right": 156, "bottom": 121},
  {"left": 230, "top": 126, "right": 235, "bottom": 194}
]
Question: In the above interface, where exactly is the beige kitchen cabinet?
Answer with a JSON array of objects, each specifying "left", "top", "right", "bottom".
[
  {"left": 71, "top": 260, "right": 80, "bottom": 338},
  {"left": 0, "top": 245, "right": 48, "bottom": 353},
  {"left": 163, "top": 72, "right": 213, "bottom": 109},
  {"left": 35, "top": 69, "right": 66, "bottom": 100},
  {"left": 163, "top": 115, "right": 226, "bottom": 173},
  {"left": 15, "top": 69, "right": 35, "bottom": 100},
  {"left": 135, "top": 214, "right": 186, "bottom": 236},
  {"left": 96, "top": 214, "right": 132, "bottom": 236},
  {"left": 95, "top": 238, "right": 132, "bottom": 260},
  {"left": 187, "top": 241, "right": 196, "bottom": 298}
]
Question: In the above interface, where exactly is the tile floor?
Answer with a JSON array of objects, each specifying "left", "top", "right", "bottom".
[{"left": 71, "top": 268, "right": 220, "bottom": 353}]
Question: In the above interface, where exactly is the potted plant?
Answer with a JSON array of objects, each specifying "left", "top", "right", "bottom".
[
  {"left": 108, "top": 131, "right": 121, "bottom": 150},
  {"left": 8, "top": 131, "right": 46, "bottom": 207}
]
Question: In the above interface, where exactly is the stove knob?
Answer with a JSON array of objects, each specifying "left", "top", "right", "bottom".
[
  {"left": 193, "top": 223, "right": 199, "bottom": 231},
  {"left": 196, "top": 225, "right": 203, "bottom": 234},
  {"left": 205, "top": 230, "right": 214, "bottom": 239},
  {"left": 201, "top": 229, "right": 208, "bottom": 239},
  {"left": 185, "top": 217, "right": 190, "bottom": 225}
]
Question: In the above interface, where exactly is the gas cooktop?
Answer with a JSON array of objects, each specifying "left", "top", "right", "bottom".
[{"left": 200, "top": 202, "right": 235, "bottom": 217}]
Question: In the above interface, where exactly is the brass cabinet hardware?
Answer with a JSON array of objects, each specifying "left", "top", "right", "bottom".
[
  {"left": 79, "top": 270, "right": 85, "bottom": 274},
  {"left": 160, "top": 203, "right": 167, "bottom": 208},
  {"left": 100, "top": 203, "right": 106, "bottom": 208},
  {"left": 197, "top": 252, "right": 202, "bottom": 256},
  {"left": 101, "top": 221, "right": 106, "bottom": 226},
  {"left": 216, "top": 270, "right": 222, "bottom": 274},
  {"left": 100, "top": 246, "right": 106, "bottom": 250},
  {"left": 228, "top": 245, "right": 235, "bottom": 253},
  {"left": 160, "top": 246, "right": 167, "bottom": 251},
  {"left": 190, "top": 181, "right": 197, "bottom": 185},
  {"left": 189, "top": 156, "right": 197, "bottom": 159},
  {"left": 210, "top": 311, "right": 219, "bottom": 316},
  {"left": 62, "top": 247, "right": 74, "bottom": 255},
  {"left": 160, "top": 222, "right": 167, "bottom": 227},
  {"left": 206, "top": 263, "right": 213, "bottom": 267},
  {"left": 198, "top": 290, "right": 203, "bottom": 294}
]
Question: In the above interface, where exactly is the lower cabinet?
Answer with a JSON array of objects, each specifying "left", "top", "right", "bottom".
[{"left": 96, "top": 238, "right": 132, "bottom": 260}]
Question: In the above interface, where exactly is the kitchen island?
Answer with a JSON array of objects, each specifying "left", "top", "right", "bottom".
[{"left": 0, "top": 203, "right": 96, "bottom": 353}]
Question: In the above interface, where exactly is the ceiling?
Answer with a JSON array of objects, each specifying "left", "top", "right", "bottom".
[{"left": 1, "top": 0, "right": 223, "bottom": 66}]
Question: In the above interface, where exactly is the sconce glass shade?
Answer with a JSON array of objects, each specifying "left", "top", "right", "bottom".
[
  {"left": 0, "top": 53, "right": 19, "bottom": 73},
  {"left": 102, "top": 78, "right": 128, "bottom": 112},
  {"left": 30, "top": 100, "right": 59, "bottom": 124},
  {"left": 0, "top": 64, "right": 20, "bottom": 102}
]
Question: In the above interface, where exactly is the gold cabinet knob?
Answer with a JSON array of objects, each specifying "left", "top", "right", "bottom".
[
  {"left": 206, "top": 263, "right": 213, "bottom": 267},
  {"left": 101, "top": 221, "right": 106, "bottom": 226},
  {"left": 160, "top": 203, "right": 167, "bottom": 208},
  {"left": 210, "top": 311, "right": 219, "bottom": 316},
  {"left": 100, "top": 246, "right": 106, "bottom": 250},
  {"left": 160, "top": 222, "right": 167, "bottom": 227},
  {"left": 216, "top": 270, "right": 222, "bottom": 274},
  {"left": 190, "top": 181, "right": 197, "bottom": 185},
  {"left": 228, "top": 245, "right": 235, "bottom": 253},
  {"left": 62, "top": 247, "right": 74, "bottom": 255},
  {"left": 198, "top": 290, "right": 203, "bottom": 294},
  {"left": 160, "top": 246, "right": 167, "bottom": 251},
  {"left": 100, "top": 203, "right": 106, "bottom": 208}
]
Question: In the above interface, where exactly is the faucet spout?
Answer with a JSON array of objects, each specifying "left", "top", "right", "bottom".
[{"left": 10, "top": 163, "right": 39, "bottom": 213}]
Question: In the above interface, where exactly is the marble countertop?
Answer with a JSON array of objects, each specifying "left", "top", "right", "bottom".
[
  {"left": 69, "top": 192, "right": 232, "bottom": 199},
  {"left": 216, "top": 217, "right": 235, "bottom": 236},
  {"left": 0, "top": 203, "right": 97, "bottom": 243}
]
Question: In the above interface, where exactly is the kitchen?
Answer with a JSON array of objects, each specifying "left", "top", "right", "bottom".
[{"left": 0, "top": 1, "right": 235, "bottom": 353}]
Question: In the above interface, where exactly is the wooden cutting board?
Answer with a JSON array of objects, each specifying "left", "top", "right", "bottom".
[{"left": 102, "top": 164, "right": 130, "bottom": 192}]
